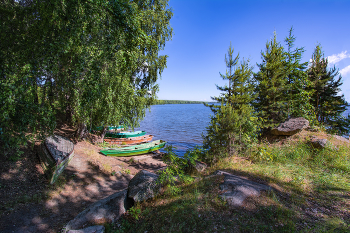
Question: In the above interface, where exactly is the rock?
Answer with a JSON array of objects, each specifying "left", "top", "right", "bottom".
[
  {"left": 128, "top": 170, "right": 161, "bottom": 202},
  {"left": 37, "top": 134, "right": 75, "bottom": 184},
  {"left": 333, "top": 135, "right": 349, "bottom": 143},
  {"left": 214, "top": 170, "right": 272, "bottom": 207},
  {"left": 271, "top": 117, "right": 309, "bottom": 136},
  {"left": 310, "top": 137, "right": 332, "bottom": 149},
  {"left": 64, "top": 189, "right": 131, "bottom": 232},
  {"left": 67, "top": 225, "right": 105, "bottom": 233},
  {"left": 187, "top": 160, "right": 207, "bottom": 174}
]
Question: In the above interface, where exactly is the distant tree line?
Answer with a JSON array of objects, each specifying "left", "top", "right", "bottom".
[
  {"left": 204, "top": 27, "right": 350, "bottom": 163},
  {"left": 154, "top": 100, "right": 212, "bottom": 105}
]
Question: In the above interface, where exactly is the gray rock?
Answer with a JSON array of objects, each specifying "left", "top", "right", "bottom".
[
  {"left": 64, "top": 189, "right": 130, "bottom": 232},
  {"left": 215, "top": 170, "right": 272, "bottom": 207},
  {"left": 310, "top": 138, "right": 332, "bottom": 149},
  {"left": 67, "top": 225, "right": 105, "bottom": 233},
  {"left": 271, "top": 117, "right": 309, "bottom": 136},
  {"left": 187, "top": 160, "right": 207, "bottom": 174},
  {"left": 333, "top": 135, "right": 349, "bottom": 143},
  {"left": 128, "top": 170, "right": 161, "bottom": 202}
]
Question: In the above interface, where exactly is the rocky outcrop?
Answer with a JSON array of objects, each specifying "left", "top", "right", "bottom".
[
  {"left": 67, "top": 225, "right": 105, "bottom": 233},
  {"left": 128, "top": 170, "right": 162, "bottom": 202},
  {"left": 271, "top": 117, "right": 309, "bottom": 136},
  {"left": 213, "top": 170, "right": 272, "bottom": 207},
  {"left": 64, "top": 170, "right": 163, "bottom": 232},
  {"left": 64, "top": 189, "right": 131, "bottom": 232},
  {"left": 333, "top": 135, "right": 349, "bottom": 143}
]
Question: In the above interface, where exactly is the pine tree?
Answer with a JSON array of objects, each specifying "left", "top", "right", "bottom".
[
  {"left": 204, "top": 44, "right": 258, "bottom": 161},
  {"left": 254, "top": 32, "right": 287, "bottom": 128},
  {"left": 284, "top": 27, "right": 315, "bottom": 122},
  {"left": 307, "top": 45, "right": 350, "bottom": 134}
]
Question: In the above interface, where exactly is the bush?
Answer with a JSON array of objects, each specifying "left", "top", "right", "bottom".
[{"left": 158, "top": 146, "right": 197, "bottom": 196}]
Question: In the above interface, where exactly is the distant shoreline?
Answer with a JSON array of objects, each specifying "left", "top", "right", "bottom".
[{"left": 153, "top": 100, "right": 215, "bottom": 105}]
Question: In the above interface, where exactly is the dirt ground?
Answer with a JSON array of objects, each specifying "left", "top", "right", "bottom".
[{"left": 0, "top": 125, "right": 166, "bottom": 233}]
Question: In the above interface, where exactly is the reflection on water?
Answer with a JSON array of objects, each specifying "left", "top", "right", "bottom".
[{"left": 135, "top": 104, "right": 212, "bottom": 156}]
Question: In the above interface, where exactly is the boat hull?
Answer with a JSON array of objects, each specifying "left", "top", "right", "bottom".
[
  {"left": 105, "top": 131, "right": 146, "bottom": 138},
  {"left": 104, "top": 135, "right": 153, "bottom": 145},
  {"left": 100, "top": 140, "right": 166, "bottom": 157}
]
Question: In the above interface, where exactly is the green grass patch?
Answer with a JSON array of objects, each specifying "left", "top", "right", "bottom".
[{"left": 106, "top": 141, "right": 350, "bottom": 232}]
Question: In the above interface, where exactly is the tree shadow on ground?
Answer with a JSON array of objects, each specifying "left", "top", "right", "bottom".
[
  {"left": 0, "top": 149, "right": 133, "bottom": 233},
  {"left": 212, "top": 168, "right": 350, "bottom": 230}
]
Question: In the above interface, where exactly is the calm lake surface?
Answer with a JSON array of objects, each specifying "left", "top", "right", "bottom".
[
  {"left": 135, "top": 104, "right": 212, "bottom": 156},
  {"left": 135, "top": 105, "right": 350, "bottom": 155}
]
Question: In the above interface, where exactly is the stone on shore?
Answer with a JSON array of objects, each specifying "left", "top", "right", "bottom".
[
  {"left": 128, "top": 170, "right": 161, "bottom": 202},
  {"left": 214, "top": 170, "right": 272, "bottom": 207},
  {"left": 271, "top": 117, "right": 309, "bottom": 136},
  {"left": 67, "top": 225, "right": 105, "bottom": 233},
  {"left": 64, "top": 189, "right": 130, "bottom": 232}
]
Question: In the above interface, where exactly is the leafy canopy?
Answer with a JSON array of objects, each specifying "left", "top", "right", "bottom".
[{"left": 0, "top": 0, "right": 173, "bottom": 153}]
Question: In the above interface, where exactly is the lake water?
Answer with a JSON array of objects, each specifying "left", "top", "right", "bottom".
[
  {"left": 135, "top": 104, "right": 350, "bottom": 155},
  {"left": 135, "top": 104, "right": 212, "bottom": 156}
]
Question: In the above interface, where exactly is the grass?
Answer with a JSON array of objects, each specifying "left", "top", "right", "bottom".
[{"left": 106, "top": 139, "right": 350, "bottom": 233}]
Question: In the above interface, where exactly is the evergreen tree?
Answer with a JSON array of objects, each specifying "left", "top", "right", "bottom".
[
  {"left": 307, "top": 45, "right": 350, "bottom": 134},
  {"left": 284, "top": 28, "right": 315, "bottom": 122},
  {"left": 254, "top": 29, "right": 315, "bottom": 130},
  {"left": 254, "top": 32, "right": 287, "bottom": 128},
  {"left": 204, "top": 44, "right": 258, "bottom": 162}
]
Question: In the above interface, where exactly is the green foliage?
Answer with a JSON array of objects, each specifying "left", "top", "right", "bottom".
[
  {"left": 204, "top": 43, "right": 259, "bottom": 162},
  {"left": 307, "top": 44, "right": 350, "bottom": 134},
  {"left": 128, "top": 205, "right": 142, "bottom": 220},
  {"left": 254, "top": 28, "right": 316, "bottom": 128},
  {"left": 284, "top": 27, "right": 315, "bottom": 122},
  {"left": 158, "top": 146, "right": 195, "bottom": 196},
  {"left": 254, "top": 32, "right": 287, "bottom": 127},
  {"left": 0, "top": 0, "right": 173, "bottom": 153},
  {"left": 250, "top": 142, "right": 350, "bottom": 175}
]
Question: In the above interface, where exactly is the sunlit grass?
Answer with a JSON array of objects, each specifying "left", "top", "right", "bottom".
[{"left": 106, "top": 141, "right": 350, "bottom": 232}]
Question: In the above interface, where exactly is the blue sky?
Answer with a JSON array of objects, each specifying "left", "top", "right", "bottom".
[{"left": 156, "top": 0, "right": 350, "bottom": 103}]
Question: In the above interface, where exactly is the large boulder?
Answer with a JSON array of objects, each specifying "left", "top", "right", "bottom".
[
  {"left": 271, "top": 117, "right": 309, "bottom": 136},
  {"left": 214, "top": 170, "right": 272, "bottom": 207},
  {"left": 128, "top": 170, "right": 162, "bottom": 202},
  {"left": 64, "top": 189, "right": 131, "bottom": 232}
]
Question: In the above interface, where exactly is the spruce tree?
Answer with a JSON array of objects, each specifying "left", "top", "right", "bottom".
[
  {"left": 204, "top": 44, "right": 258, "bottom": 161},
  {"left": 254, "top": 32, "right": 287, "bottom": 128},
  {"left": 284, "top": 28, "right": 315, "bottom": 122},
  {"left": 307, "top": 45, "right": 350, "bottom": 134}
]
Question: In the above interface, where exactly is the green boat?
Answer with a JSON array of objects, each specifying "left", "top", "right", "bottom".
[
  {"left": 105, "top": 130, "right": 146, "bottom": 138},
  {"left": 100, "top": 140, "right": 166, "bottom": 156},
  {"left": 94, "top": 125, "right": 124, "bottom": 131}
]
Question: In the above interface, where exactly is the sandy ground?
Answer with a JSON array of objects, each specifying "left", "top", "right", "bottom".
[{"left": 0, "top": 134, "right": 166, "bottom": 233}]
